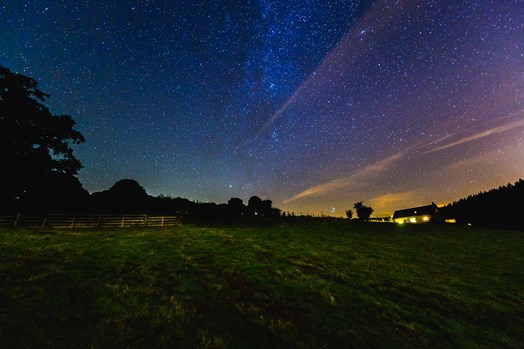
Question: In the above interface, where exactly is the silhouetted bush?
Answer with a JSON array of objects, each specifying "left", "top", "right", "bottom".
[{"left": 354, "top": 201, "right": 374, "bottom": 222}]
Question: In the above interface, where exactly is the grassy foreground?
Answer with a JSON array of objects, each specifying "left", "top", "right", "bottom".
[{"left": 0, "top": 221, "right": 522, "bottom": 348}]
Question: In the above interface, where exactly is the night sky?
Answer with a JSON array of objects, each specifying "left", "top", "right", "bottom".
[{"left": 2, "top": 0, "right": 523, "bottom": 216}]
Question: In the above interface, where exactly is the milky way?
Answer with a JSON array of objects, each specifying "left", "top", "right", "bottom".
[{"left": 1, "top": 0, "right": 522, "bottom": 216}]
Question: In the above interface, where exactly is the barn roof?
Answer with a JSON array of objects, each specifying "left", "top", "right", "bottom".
[{"left": 393, "top": 203, "right": 438, "bottom": 219}]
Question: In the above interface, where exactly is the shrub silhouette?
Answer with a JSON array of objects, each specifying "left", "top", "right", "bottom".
[{"left": 354, "top": 201, "right": 373, "bottom": 222}]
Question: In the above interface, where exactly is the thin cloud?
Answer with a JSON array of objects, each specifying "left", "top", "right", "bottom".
[
  {"left": 368, "top": 191, "right": 414, "bottom": 215},
  {"left": 369, "top": 192, "right": 411, "bottom": 207},
  {"left": 238, "top": 0, "right": 415, "bottom": 148},
  {"left": 425, "top": 116, "right": 524, "bottom": 154},
  {"left": 283, "top": 110, "right": 524, "bottom": 206},
  {"left": 446, "top": 149, "right": 502, "bottom": 171},
  {"left": 413, "top": 107, "right": 524, "bottom": 155},
  {"left": 284, "top": 152, "right": 404, "bottom": 203},
  {"left": 444, "top": 143, "right": 524, "bottom": 179}
]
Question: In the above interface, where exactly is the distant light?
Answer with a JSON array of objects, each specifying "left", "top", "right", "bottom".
[
  {"left": 409, "top": 217, "right": 417, "bottom": 223},
  {"left": 422, "top": 216, "right": 430, "bottom": 222},
  {"left": 467, "top": 223, "right": 472, "bottom": 226},
  {"left": 445, "top": 219, "right": 457, "bottom": 224}
]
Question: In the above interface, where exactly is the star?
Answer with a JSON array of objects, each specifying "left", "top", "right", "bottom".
[{"left": 0, "top": 0, "right": 520, "bottom": 216}]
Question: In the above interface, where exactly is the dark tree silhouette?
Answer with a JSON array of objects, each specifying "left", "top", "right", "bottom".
[
  {"left": 104, "top": 179, "right": 148, "bottom": 200},
  {"left": 8, "top": 172, "right": 89, "bottom": 213},
  {"left": 90, "top": 179, "right": 152, "bottom": 213},
  {"left": 248, "top": 195, "right": 263, "bottom": 215},
  {"left": 440, "top": 179, "right": 523, "bottom": 230},
  {"left": 227, "top": 197, "right": 245, "bottom": 217},
  {"left": 0, "top": 65, "right": 84, "bottom": 202},
  {"left": 21, "top": 173, "right": 89, "bottom": 202},
  {"left": 83, "top": 179, "right": 283, "bottom": 220},
  {"left": 345, "top": 209, "right": 353, "bottom": 220},
  {"left": 354, "top": 201, "right": 374, "bottom": 222},
  {"left": 259, "top": 199, "right": 272, "bottom": 216},
  {"left": 246, "top": 196, "right": 280, "bottom": 217}
]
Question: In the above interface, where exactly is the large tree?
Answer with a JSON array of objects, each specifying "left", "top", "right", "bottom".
[
  {"left": 0, "top": 65, "right": 85, "bottom": 201},
  {"left": 354, "top": 201, "right": 374, "bottom": 222},
  {"left": 227, "top": 197, "right": 245, "bottom": 217}
]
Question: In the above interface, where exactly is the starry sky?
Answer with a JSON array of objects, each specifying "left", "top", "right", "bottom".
[{"left": 1, "top": 0, "right": 523, "bottom": 216}]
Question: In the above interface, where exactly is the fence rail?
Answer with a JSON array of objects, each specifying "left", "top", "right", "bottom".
[{"left": 0, "top": 213, "right": 183, "bottom": 229}]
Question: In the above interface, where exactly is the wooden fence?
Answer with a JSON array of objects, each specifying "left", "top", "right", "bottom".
[{"left": 0, "top": 213, "right": 183, "bottom": 229}]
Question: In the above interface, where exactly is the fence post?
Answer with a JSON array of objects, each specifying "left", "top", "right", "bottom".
[
  {"left": 14, "top": 213, "right": 21, "bottom": 227},
  {"left": 121, "top": 216, "right": 125, "bottom": 228},
  {"left": 71, "top": 215, "right": 76, "bottom": 229},
  {"left": 97, "top": 215, "right": 102, "bottom": 229},
  {"left": 145, "top": 214, "right": 148, "bottom": 227},
  {"left": 42, "top": 215, "right": 48, "bottom": 228},
  {"left": 161, "top": 215, "right": 165, "bottom": 227}
]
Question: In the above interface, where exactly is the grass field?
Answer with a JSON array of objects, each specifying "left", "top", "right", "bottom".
[{"left": 0, "top": 221, "right": 523, "bottom": 348}]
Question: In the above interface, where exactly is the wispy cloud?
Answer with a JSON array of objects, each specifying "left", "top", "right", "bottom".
[
  {"left": 369, "top": 192, "right": 411, "bottom": 207},
  {"left": 237, "top": 0, "right": 415, "bottom": 148},
  {"left": 445, "top": 149, "right": 502, "bottom": 171},
  {"left": 367, "top": 191, "right": 416, "bottom": 215},
  {"left": 284, "top": 110, "right": 524, "bottom": 206},
  {"left": 424, "top": 115, "right": 524, "bottom": 154},
  {"left": 284, "top": 152, "right": 404, "bottom": 203}
]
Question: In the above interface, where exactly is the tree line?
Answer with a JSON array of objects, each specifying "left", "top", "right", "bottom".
[
  {"left": 2, "top": 65, "right": 522, "bottom": 229},
  {"left": 439, "top": 179, "right": 523, "bottom": 231},
  {"left": 1, "top": 175, "right": 282, "bottom": 222},
  {"left": 0, "top": 64, "right": 283, "bottom": 221}
]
